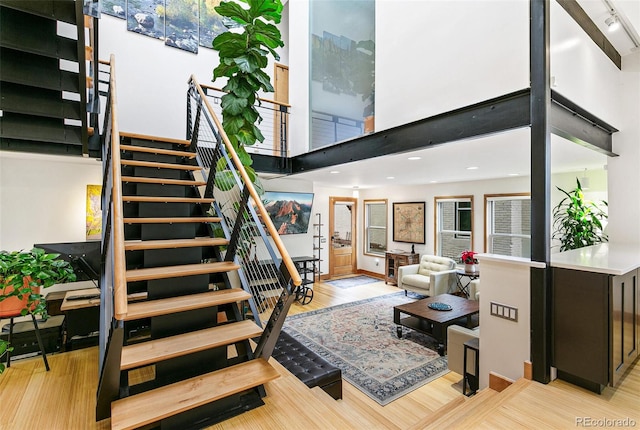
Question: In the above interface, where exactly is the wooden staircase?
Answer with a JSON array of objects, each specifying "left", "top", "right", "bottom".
[{"left": 104, "top": 132, "right": 280, "bottom": 430}]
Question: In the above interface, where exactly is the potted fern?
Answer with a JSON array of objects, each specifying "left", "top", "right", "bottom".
[
  {"left": 0, "top": 248, "right": 76, "bottom": 318},
  {"left": 552, "top": 178, "right": 608, "bottom": 252}
]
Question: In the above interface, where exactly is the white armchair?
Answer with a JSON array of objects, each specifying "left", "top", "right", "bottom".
[
  {"left": 397, "top": 254, "right": 457, "bottom": 296},
  {"left": 469, "top": 279, "right": 480, "bottom": 301},
  {"left": 447, "top": 325, "right": 480, "bottom": 376}
]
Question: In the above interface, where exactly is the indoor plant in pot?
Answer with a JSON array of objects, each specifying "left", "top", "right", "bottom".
[
  {"left": 461, "top": 250, "right": 478, "bottom": 272},
  {"left": 0, "top": 248, "right": 76, "bottom": 318},
  {"left": 552, "top": 178, "right": 608, "bottom": 252}
]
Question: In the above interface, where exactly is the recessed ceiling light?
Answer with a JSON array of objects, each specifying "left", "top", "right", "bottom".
[
  {"left": 508, "top": 173, "right": 519, "bottom": 176},
  {"left": 330, "top": 170, "right": 340, "bottom": 174},
  {"left": 386, "top": 176, "right": 395, "bottom": 180},
  {"left": 430, "top": 180, "right": 438, "bottom": 184},
  {"left": 408, "top": 156, "right": 421, "bottom": 160},
  {"left": 467, "top": 166, "right": 479, "bottom": 170}
]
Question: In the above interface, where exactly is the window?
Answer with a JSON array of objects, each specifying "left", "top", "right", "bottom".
[
  {"left": 455, "top": 201, "right": 472, "bottom": 238},
  {"left": 436, "top": 196, "right": 473, "bottom": 260},
  {"left": 485, "top": 194, "right": 531, "bottom": 258},
  {"left": 364, "top": 199, "right": 387, "bottom": 256}
]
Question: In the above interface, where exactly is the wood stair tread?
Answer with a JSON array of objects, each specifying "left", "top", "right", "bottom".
[
  {"left": 110, "top": 358, "right": 278, "bottom": 430},
  {"left": 122, "top": 196, "right": 214, "bottom": 203},
  {"left": 120, "top": 144, "right": 196, "bottom": 159},
  {"left": 120, "top": 131, "right": 191, "bottom": 146},
  {"left": 124, "top": 237, "right": 228, "bottom": 251},
  {"left": 121, "top": 320, "right": 262, "bottom": 370},
  {"left": 124, "top": 289, "right": 251, "bottom": 321},
  {"left": 123, "top": 217, "right": 220, "bottom": 224},
  {"left": 120, "top": 159, "right": 201, "bottom": 171},
  {"left": 121, "top": 176, "right": 205, "bottom": 186},
  {"left": 126, "top": 261, "right": 240, "bottom": 282}
]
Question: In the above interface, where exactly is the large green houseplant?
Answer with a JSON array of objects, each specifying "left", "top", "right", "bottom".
[
  {"left": 552, "top": 178, "right": 608, "bottom": 252},
  {"left": 211, "top": 0, "right": 284, "bottom": 188},
  {"left": 0, "top": 248, "right": 76, "bottom": 318}
]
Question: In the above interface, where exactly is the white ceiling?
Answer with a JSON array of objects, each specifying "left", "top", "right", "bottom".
[
  {"left": 265, "top": 0, "right": 633, "bottom": 191},
  {"left": 272, "top": 127, "right": 608, "bottom": 190}
]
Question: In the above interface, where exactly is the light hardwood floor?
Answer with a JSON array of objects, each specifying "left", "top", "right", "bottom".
[{"left": 1, "top": 279, "right": 638, "bottom": 429}]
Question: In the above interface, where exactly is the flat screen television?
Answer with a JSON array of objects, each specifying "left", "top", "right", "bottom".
[{"left": 260, "top": 191, "right": 314, "bottom": 235}]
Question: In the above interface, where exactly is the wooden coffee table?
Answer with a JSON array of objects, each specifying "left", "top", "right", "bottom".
[{"left": 393, "top": 294, "right": 479, "bottom": 355}]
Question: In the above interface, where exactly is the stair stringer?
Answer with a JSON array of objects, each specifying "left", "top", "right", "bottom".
[{"left": 102, "top": 134, "right": 282, "bottom": 429}]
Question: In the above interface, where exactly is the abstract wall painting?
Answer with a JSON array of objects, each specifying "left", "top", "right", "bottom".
[{"left": 86, "top": 185, "right": 102, "bottom": 241}]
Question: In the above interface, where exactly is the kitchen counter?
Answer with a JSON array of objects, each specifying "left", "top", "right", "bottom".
[
  {"left": 550, "top": 242, "right": 640, "bottom": 392},
  {"left": 550, "top": 243, "right": 640, "bottom": 275}
]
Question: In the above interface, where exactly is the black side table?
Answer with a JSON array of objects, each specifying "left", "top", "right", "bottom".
[
  {"left": 456, "top": 269, "right": 480, "bottom": 298},
  {"left": 463, "top": 337, "right": 479, "bottom": 396}
]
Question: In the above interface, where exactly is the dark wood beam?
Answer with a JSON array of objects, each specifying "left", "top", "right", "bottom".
[
  {"left": 530, "top": 0, "right": 553, "bottom": 385},
  {"left": 291, "top": 89, "right": 531, "bottom": 174},
  {"left": 550, "top": 90, "right": 618, "bottom": 156},
  {"left": 556, "top": 0, "right": 621, "bottom": 70}
]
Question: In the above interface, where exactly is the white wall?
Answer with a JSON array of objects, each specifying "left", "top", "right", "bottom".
[
  {"left": 550, "top": 1, "right": 626, "bottom": 126},
  {"left": 550, "top": 2, "right": 640, "bottom": 248},
  {"left": 357, "top": 175, "right": 531, "bottom": 275},
  {"left": 475, "top": 254, "right": 542, "bottom": 389},
  {"left": 0, "top": 152, "right": 102, "bottom": 252},
  {"left": 288, "top": 0, "right": 530, "bottom": 155},
  {"left": 0, "top": 152, "right": 102, "bottom": 296},
  {"left": 607, "top": 51, "right": 640, "bottom": 245},
  {"left": 98, "top": 10, "right": 289, "bottom": 140},
  {"left": 375, "top": 0, "right": 530, "bottom": 133}
]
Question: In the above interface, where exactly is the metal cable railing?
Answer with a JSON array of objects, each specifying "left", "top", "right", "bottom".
[
  {"left": 187, "top": 76, "right": 301, "bottom": 328},
  {"left": 199, "top": 84, "right": 290, "bottom": 159}
]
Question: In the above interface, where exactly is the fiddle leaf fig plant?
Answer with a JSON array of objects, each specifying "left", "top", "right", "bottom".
[
  {"left": 212, "top": 0, "right": 284, "bottom": 185},
  {"left": 552, "top": 178, "right": 608, "bottom": 252}
]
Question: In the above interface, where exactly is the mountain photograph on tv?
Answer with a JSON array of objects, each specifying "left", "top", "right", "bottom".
[{"left": 261, "top": 191, "right": 314, "bottom": 235}]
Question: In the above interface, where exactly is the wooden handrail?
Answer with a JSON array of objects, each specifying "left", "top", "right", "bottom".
[
  {"left": 189, "top": 75, "right": 302, "bottom": 287},
  {"left": 199, "top": 83, "right": 291, "bottom": 109},
  {"left": 110, "top": 54, "right": 128, "bottom": 319}
]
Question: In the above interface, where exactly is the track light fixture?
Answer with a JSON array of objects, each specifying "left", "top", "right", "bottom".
[{"left": 605, "top": 14, "right": 620, "bottom": 32}]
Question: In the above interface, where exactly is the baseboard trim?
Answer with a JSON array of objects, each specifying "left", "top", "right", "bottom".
[
  {"left": 357, "top": 269, "right": 384, "bottom": 280},
  {"left": 524, "top": 361, "right": 533, "bottom": 380}
]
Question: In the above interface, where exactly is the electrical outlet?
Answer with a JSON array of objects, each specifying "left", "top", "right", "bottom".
[{"left": 490, "top": 301, "right": 518, "bottom": 322}]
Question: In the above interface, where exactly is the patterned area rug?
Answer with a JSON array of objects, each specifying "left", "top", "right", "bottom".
[
  {"left": 324, "top": 275, "right": 382, "bottom": 289},
  {"left": 283, "top": 292, "right": 448, "bottom": 405}
]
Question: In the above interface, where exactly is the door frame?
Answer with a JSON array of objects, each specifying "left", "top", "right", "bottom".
[{"left": 329, "top": 196, "right": 357, "bottom": 278}]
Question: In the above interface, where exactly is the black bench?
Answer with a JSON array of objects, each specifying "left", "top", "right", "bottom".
[{"left": 272, "top": 330, "right": 342, "bottom": 400}]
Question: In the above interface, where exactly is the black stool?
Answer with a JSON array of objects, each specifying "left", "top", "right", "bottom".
[
  {"left": 3, "top": 313, "right": 50, "bottom": 371},
  {"left": 463, "top": 337, "right": 479, "bottom": 396}
]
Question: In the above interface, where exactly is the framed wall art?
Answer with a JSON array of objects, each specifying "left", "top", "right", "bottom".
[{"left": 393, "top": 201, "right": 425, "bottom": 244}]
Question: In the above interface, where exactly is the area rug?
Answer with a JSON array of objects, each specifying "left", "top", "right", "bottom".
[
  {"left": 324, "top": 275, "right": 381, "bottom": 289},
  {"left": 283, "top": 292, "right": 448, "bottom": 405}
]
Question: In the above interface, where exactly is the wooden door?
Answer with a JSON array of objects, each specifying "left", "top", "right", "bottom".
[
  {"left": 329, "top": 197, "right": 357, "bottom": 277},
  {"left": 273, "top": 63, "right": 289, "bottom": 156}
]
